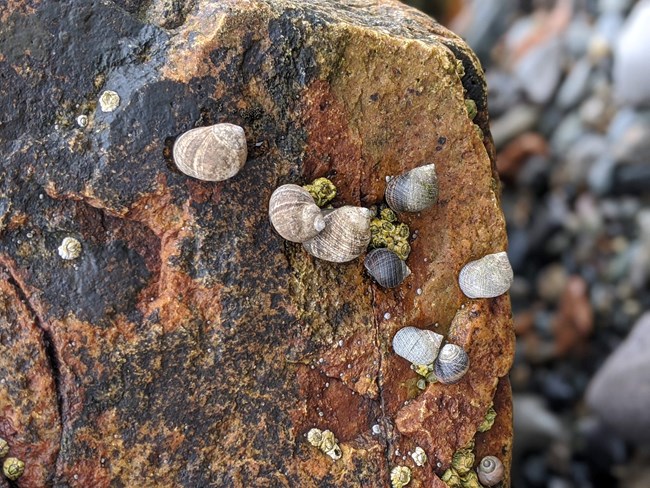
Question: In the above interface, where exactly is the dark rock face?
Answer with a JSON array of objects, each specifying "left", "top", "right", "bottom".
[{"left": 0, "top": 1, "right": 513, "bottom": 486}]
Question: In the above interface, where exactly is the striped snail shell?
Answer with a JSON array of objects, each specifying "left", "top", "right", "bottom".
[
  {"left": 385, "top": 164, "right": 438, "bottom": 213},
  {"left": 302, "top": 206, "right": 373, "bottom": 263},
  {"left": 269, "top": 185, "right": 326, "bottom": 242},
  {"left": 477, "top": 456, "right": 504, "bottom": 487},
  {"left": 434, "top": 343, "right": 470, "bottom": 384},
  {"left": 364, "top": 248, "right": 411, "bottom": 288},
  {"left": 392, "top": 327, "right": 443, "bottom": 366},
  {"left": 173, "top": 123, "right": 247, "bottom": 181},
  {"left": 458, "top": 251, "right": 513, "bottom": 299}
]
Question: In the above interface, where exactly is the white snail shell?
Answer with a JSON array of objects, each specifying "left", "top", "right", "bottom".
[
  {"left": 434, "top": 343, "right": 470, "bottom": 384},
  {"left": 458, "top": 251, "right": 513, "bottom": 299},
  {"left": 302, "top": 206, "right": 373, "bottom": 263},
  {"left": 392, "top": 327, "right": 443, "bottom": 366},
  {"left": 477, "top": 456, "right": 504, "bottom": 487},
  {"left": 385, "top": 164, "right": 438, "bottom": 213},
  {"left": 269, "top": 185, "right": 326, "bottom": 243},
  {"left": 364, "top": 248, "right": 411, "bottom": 288},
  {"left": 173, "top": 123, "right": 247, "bottom": 182}
]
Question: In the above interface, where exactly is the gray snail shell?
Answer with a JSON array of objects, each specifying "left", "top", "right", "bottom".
[
  {"left": 173, "top": 123, "right": 247, "bottom": 181},
  {"left": 364, "top": 248, "right": 411, "bottom": 288},
  {"left": 458, "top": 251, "right": 513, "bottom": 299},
  {"left": 269, "top": 185, "right": 326, "bottom": 243},
  {"left": 434, "top": 343, "right": 469, "bottom": 384},
  {"left": 385, "top": 164, "right": 438, "bottom": 213},
  {"left": 392, "top": 327, "right": 443, "bottom": 366},
  {"left": 302, "top": 206, "right": 373, "bottom": 263},
  {"left": 477, "top": 456, "right": 504, "bottom": 487}
]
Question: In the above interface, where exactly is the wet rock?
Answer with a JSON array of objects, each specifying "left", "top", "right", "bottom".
[
  {"left": 557, "top": 57, "right": 593, "bottom": 109},
  {"left": 0, "top": 0, "right": 513, "bottom": 486},
  {"left": 587, "top": 312, "right": 650, "bottom": 443},
  {"left": 515, "top": 38, "right": 563, "bottom": 105}
]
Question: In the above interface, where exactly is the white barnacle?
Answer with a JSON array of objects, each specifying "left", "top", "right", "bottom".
[
  {"left": 411, "top": 446, "right": 427, "bottom": 466},
  {"left": 58, "top": 237, "right": 82, "bottom": 260},
  {"left": 99, "top": 90, "right": 120, "bottom": 112}
]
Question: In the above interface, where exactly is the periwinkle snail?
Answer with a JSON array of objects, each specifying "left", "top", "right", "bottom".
[
  {"left": 477, "top": 456, "right": 504, "bottom": 487},
  {"left": 434, "top": 343, "right": 470, "bottom": 384},
  {"left": 173, "top": 123, "right": 247, "bottom": 181},
  {"left": 385, "top": 164, "right": 438, "bottom": 213},
  {"left": 392, "top": 327, "right": 443, "bottom": 366},
  {"left": 302, "top": 206, "right": 374, "bottom": 263},
  {"left": 269, "top": 185, "right": 326, "bottom": 242},
  {"left": 364, "top": 248, "right": 411, "bottom": 288},
  {"left": 458, "top": 251, "right": 513, "bottom": 299}
]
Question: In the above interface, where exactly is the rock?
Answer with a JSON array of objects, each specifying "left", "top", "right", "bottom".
[
  {"left": 497, "top": 132, "right": 548, "bottom": 182},
  {"left": 587, "top": 312, "right": 650, "bottom": 443},
  {"left": 491, "top": 105, "right": 541, "bottom": 148},
  {"left": 614, "top": 0, "right": 650, "bottom": 107},
  {"left": 556, "top": 57, "right": 593, "bottom": 109},
  {"left": 552, "top": 276, "right": 594, "bottom": 357},
  {"left": 514, "top": 38, "right": 563, "bottom": 105},
  {"left": 0, "top": 0, "right": 513, "bottom": 486}
]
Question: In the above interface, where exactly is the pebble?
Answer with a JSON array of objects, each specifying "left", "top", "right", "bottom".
[
  {"left": 514, "top": 38, "right": 563, "bottom": 105},
  {"left": 586, "top": 312, "right": 650, "bottom": 442},
  {"left": 557, "top": 57, "right": 593, "bottom": 109}
]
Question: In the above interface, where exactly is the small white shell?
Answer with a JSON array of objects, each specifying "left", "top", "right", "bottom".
[
  {"left": 477, "top": 456, "right": 504, "bottom": 487},
  {"left": 385, "top": 164, "right": 438, "bottom": 213},
  {"left": 269, "top": 185, "right": 325, "bottom": 243},
  {"left": 302, "top": 206, "right": 373, "bottom": 263},
  {"left": 392, "top": 327, "right": 443, "bottom": 366},
  {"left": 364, "top": 248, "right": 411, "bottom": 288},
  {"left": 58, "top": 237, "right": 82, "bottom": 260},
  {"left": 411, "top": 446, "right": 427, "bottom": 466},
  {"left": 173, "top": 123, "right": 247, "bottom": 182},
  {"left": 458, "top": 251, "right": 513, "bottom": 299},
  {"left": 434, "top": 343, "right": 469, "bottom": 384}
]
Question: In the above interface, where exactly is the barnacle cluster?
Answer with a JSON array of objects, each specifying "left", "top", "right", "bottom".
[
  {"left": 390, "top": 465, "right": 412, "bottom": 488},
  {"left": 369, "top": 208, "right": 411, "bottom": 260},
  {"left": 442, "top": 440, "right": 481, "bottom": 488},
  {"left": 411, "top": 446, "right": 427, "bottom": 467},
  {"left": 307, "top": 428, "right": 342, "bottom": 460},
  {"left": 411, "top": 362, "right": 437, "bottom": 389},
  {"left": 477, "top": 404, "right": 497, "bottom": 432},
  {"left": 1, "top": 437, "right": 24, "bottom": 481},
  {"left": 304, "top": 177, "right": 337, "bottom": 207}
]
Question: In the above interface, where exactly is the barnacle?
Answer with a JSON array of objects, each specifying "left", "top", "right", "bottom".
[{"left": 304, "top": 177, "right": 336, "bottom": 207}]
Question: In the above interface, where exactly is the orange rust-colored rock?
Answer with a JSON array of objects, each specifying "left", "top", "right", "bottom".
[{"left": 0, "top": 0, "right": 513, "bottom": 486}]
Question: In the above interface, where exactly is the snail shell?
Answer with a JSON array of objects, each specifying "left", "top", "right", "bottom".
[
  {"left": 269, "top": 185, "right": 326, "bottom": 242},
  {"left": 392, "top": 327, "right": 443, "bottom": 366},
  {"left": 364, "top": 248, "right": 411, "bottom": 288},
  {"left": 385, "top": 164, "right": 438, "bottom": 213},
  {"left": 477, "top": 456, "right": 504, "bottom": 487},
  {"left": 434, "top": 343, "right": 470, "bottom": 384},
  {"left": 302, "top": 206, "right": 373, "bottom": 263},
  {"left": 173, "top": 123, "right": 247, "bottom": 181},
  {"left": 458, "top": 251, "right": 513, "bottom": 299}
]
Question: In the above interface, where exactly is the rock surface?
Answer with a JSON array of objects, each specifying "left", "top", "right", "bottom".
[{"left": 0, "top": 0, "right": 513, "bottom": 486}]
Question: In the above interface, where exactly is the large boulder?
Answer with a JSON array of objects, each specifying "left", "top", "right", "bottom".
[{"left": 0, "top": 1, "right": 513, "bottom": 486}]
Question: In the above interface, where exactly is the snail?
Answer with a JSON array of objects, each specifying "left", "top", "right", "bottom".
[
  {"left": 458, "top": 251, "right": 513, "bottom": 299},
  {"left": 58, "top": 237, "right": 82, "bottom": 260},
  {"left": 302, "top": 206, "right": 373, "bottom": 263},
  {"left": 390, "top": 466, "right": 411, "bottom": 488},
  {"left": 364, "top": 248, "right": 411, "bottom": 288},
  {"left": 411, "top": 446, "right": 427, "bottom": 467},
  {"left": 269, "top": 185, "right": 326, "bottom": 242},
  {"left": 392, "top": 327, "right": 443, "bottom": 366},
  {"left": 173, "top": 123, "right": 247, "bottom": 182},
  {"left": 3, "top": 457, "right": 24, "bottom": 481},
  {"left": 385, "top": 164, "right": 438, "bottom": 213},
  {"left": 477, "top": 456, "right": 504, "bottom": 487},
  {"left": 0, "top": 437, "right": 8, "bottom": 457},
  {"left": 434, "top": 343, "right": 469, "bottom": 384}
]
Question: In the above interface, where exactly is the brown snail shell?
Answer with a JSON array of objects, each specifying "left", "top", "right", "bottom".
[
  {"left": 392, "top": 327, "right": 443, "bottom": 366},
  {"left": 364, "top": 248, "right": 411, "bottom": 288},
  {"left": 477, "top": 456, "right": 504, "bottom": 487},
  {"left": 302, "top": 206, "right": 373, "bottom": 263},
  {"left": 434, "top": 343, "right": 469, "bottom": 384},
  {"left": 458, "top": 251, "right": 513, "bottom": 299},
  {"left": 269, "top": 185, "right": 326, "bottom": 243},
  {"left": 173, "top": 123, "right": 247, "bottom": 181},
  {"left": 385, "top": 164, "right": 438, "bottom": 213}
]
